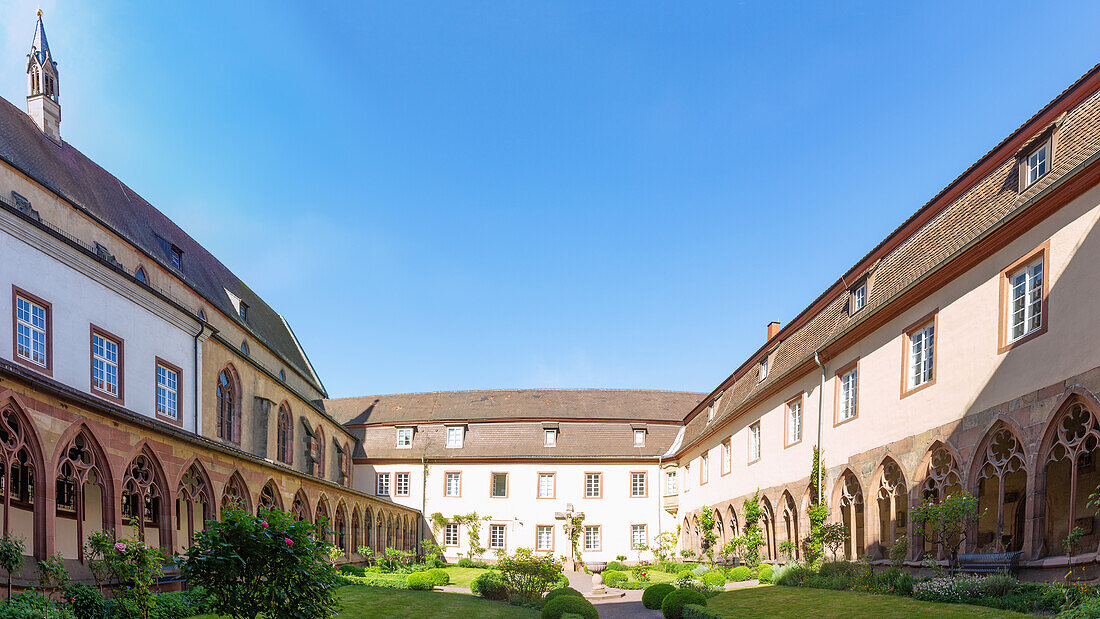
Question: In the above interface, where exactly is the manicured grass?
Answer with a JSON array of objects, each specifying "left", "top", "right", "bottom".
[
  {"left": 704, "top": 585, "right": 1025, "bottom": 618},
  {"left": 441, "top": 566, "right": 494, "bottom": 588},
  {"left": 614, "top": 569, "right": 677, "bottom": 588}
]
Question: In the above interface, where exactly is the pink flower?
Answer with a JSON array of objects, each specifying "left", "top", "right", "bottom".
[
  {"left": 260, "top": 521, "right": 269, "bottom": 528},
  {"left": 114, "top": 542, "right": 127, "bottom": 553},
  {"left": 285, "top": 538, "right": 294, "bottom": 546}
]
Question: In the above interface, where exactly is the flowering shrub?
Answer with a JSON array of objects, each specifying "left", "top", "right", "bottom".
[
  {"left": 912, "top": 575, "right": 984, "bottom": 603},
  {"left": 495, "top": 548, "right": 564, "bottom": 602},
  {"left": 182, "top": 507, "right": 341, "bottom": 619}
]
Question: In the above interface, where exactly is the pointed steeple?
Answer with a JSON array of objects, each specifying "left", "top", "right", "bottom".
[{"left": 26, "top": 9, "right": 61, "bottom": 144}]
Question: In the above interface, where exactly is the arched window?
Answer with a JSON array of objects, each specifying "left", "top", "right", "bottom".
[
  {"left": 277, "top": 404, "right": 293, "bottom": 465},
  {"left": 1043, "top": 399, "right": 1100, "bottom": 556},
  {"left": 198, "top": 309, "right": 207, "bottom": 322},
  {"left": 177, "top": 461, "right": 213, "bottom": 550},
  {"left": 217, "top": 368, "right": 238, "bottom": 443},
  {"left": 291, "top": 489, "right": 310, "bottom": 523},
  {"left": 258, "top": 481, "right": 281, "bottom": 513},
  {"left": 135, "top": 267, "right": 147, "bottom": 284},
  {"left": 279, "top": 369, "right": 286, "bottom": 382},
  {"left": 918, "top": 443, "right": 962, "bottom": 558},
  {"left": 352, "top": 508, "right": 361, "bottom": 553},
  {"left": 975, "top": 425, "right": 1027, "bottom": 552},
  {"left": 240, "top": 341, "right": 249, "bottom": 355},
  {"left": 781, "top": 491, "right": 799, "bottom": 562},
  {"left": 122, "top": 450, "right": 167, "bottom": 549},
  {"left": 220, "top": 472, "right": 250, "bottom": 513},
  {"left": 875, "top": 458, "right": 908, "bottom": 559},
  {"left": 314, "top": 426, "right": 326, "bottom": 479},
  {"left": 836, "top": 471, "right": 865, "bottom": 560}
]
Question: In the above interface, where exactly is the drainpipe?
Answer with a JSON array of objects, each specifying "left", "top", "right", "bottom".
[
  {"left": 421, "top": 455, "right": 427, "bottom": 559},
  {"left": 656, "top": 456, "right": 662, "bottom": 557},
  {"left": 193, "top": 326, "right": 202, "bottom": 434},
  {"left": 814, "top": 351, "right": 826, "bottom": 505}
]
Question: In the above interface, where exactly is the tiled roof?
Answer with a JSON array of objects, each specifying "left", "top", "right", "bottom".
[
  {"left": 0, "top": 97, "right": 326, "bottom": 395},
  {"left": 676, "top": 63, "right": 1100, "bottom": 454},
  {"left": 325, "top": 389, "right": 704, "bottom": 426}
]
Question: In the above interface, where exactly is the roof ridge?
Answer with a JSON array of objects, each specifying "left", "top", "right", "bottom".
[{"left": 326, "top": 387, "right": 708, "bottom": 401}]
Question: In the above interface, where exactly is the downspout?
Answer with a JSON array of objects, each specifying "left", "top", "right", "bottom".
[
  {"left": 814, "top": 351, "right": 825, "bottom": 504},
  {"left": 193, "top": 326, "right": 202, "bottom": 434},
  {"left": 656, "top": 456, "right": 662, "bottom": 549},
  {"left": 421, "top": 455, "right": 427, "bottom": 559}
]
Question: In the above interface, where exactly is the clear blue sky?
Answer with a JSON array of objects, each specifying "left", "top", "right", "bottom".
[{"left": 3, "top": 2, "right": 1100, "bottom": 398}]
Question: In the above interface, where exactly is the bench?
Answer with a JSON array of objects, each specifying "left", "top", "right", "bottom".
[{"left": 957, "top": 551, "right": 1022, "bottom": 574}]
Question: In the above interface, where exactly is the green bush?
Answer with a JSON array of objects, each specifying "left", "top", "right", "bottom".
[
  {"left": 773, "top": 563, "right": 811, "bottom": 587},
  {"left": 978, "top": 573, "right": 1017, "bottom": 598},
  {"left": 66, "top": 583, "right": 106, "bottom": 619},
  {"left": 338, "top": 563, "right": 366, "bottom": 576},
  {"left": 545, "top": 586, "right": 585, "bottom": 603},
  {"left": 701, "top": 571, "right": 725, "bottom": 587},
  {"left": 426, "top": 567, "right": 450, "bottom": 586},
  {"left": 726, "top": 565, "right": 753, "bottom": 582},
  {"left": 662, "top": 588, "right": 707, "bottom": 619},
  {"left": 692, "top": 564, "right": 710, "bottom": 576},
  {"left": 675, "top": 569, "right": 695, "bottom": 581},
  {"left": 458, "top": 558, "right": 473, "bottom": 567},
  {"left": 657, "top": 560, "right": 685, "bottom": 573},
  {"left": 149, "top": 589, "right": 216, "bottom": 619},
  {"left": 0, "top": 591, "right": 74, "bottom": 619},
  {"left": 605, "top": 561, "right": 628, "bottom": 572},
  {"left": 343, "top": 573, "right": 409, "bottom": 589},
  {"left": 642, "top": 583, "right": 676, "bottom": 609},
  {"left": 756, "top": 564, "right": 774, "bottom": 583},
  {"left": 541, "top": 595, "right": 598, "bottom": 619},
  {"left": 472, "top": 571, "right": 508, "bottom": 600},
  {"left": 406, "top": 572, "right": 434, "bottom": 590},
  {"left": 602, "top": 569, "right": 627, "bottom": 587}
]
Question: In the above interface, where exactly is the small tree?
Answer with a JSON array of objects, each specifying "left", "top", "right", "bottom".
[
  {"left": 910, "top": 490, "right": 980, "bottom": 570},
  {"left": 651, "top": 529, "right": 678, "bottom": 563},
  {"left": 740, "top": 491, "right": 765, "bottom": 567},
  {"left": 820, "top": 523, "right": 849, "bottom": 561},
  {"left": 183, "top": 507, "right": 341, "bottom": 619},
  {"left": 0, "top": 534, "right": 24, "bottom": 600},
  {"left": 697, "top": 509, "right": 718, "bottom": 564},
  {"left": 494, "top": 547, "right": 563, "bottom": 602},
  {"left": 92, "top": 536, "right": 166, "bottom": 619}
]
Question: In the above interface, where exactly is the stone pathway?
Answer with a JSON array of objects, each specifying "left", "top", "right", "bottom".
[{"left": 561, "top": 572, "right": 761, "bottom": 618}]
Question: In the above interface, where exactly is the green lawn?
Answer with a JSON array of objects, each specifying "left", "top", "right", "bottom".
[
  {"left": 704, "top": 585, "right": 1025, "bottom": 618},
  {"left": 440, "top": 566, "right": 493, "bottom": 588}
]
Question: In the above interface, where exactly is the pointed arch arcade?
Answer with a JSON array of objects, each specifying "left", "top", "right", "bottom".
[
  {"left": 54, "top": 423, "right": 114, "bottom": 562},
  {"left": 0, "top": 397, "right": 45, "bottom": 559},
  {"left": 176, "top": 460, "right": 214, "bottom": 551},
  {"left": 220, "top": 470, "right": 252, "bottom": 514},
  {"left": 972, "top": 423, "right": 1027, "bottom": 553},
  {"left": 1041, "top": 395, "right": 1100, "bottom": 557},
  {"left": 872, "top": 457, "right": 908, "bottom": 559},
  {"left": 120, "top": 445, "right": 172, "bottom": 551}
]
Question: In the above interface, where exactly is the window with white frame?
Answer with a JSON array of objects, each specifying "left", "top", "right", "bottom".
[
  {"left": 583, "top": 525, "right": 600, "bottom": 551},
  {"left": 749, "top": 422, "right": 761, "bottom": 462},
  {"left": 536, "top": 525, "right": 554, "bottom": 551},
  {"left": 1009, "top": 258, "right": 1043, "bottom": 341},
  {"left": 446, "top": 426, "right": 463, "bottom": 448},
  {"left": 15, "top": 295, "right": 48, "bottom": 367},
  {"left": 700, "top": 453, "right": 709, "bottom": 484},
  {"left": 631, "top": 524, "right": 647, "bottom": 549},
  {"left": 683, "top": 463, "right": 690, "bottom": 491},
  {"left": 665, "top": 471, "right": 677, "bottom": 496},
  {"left": 707, "top": 401, "right": 715, "bottom": 420},
  {"left": 443, "top": 523, "right": 459, "bottom": 546},
  {"left": 156, "top": 363, "right": 179, "bottom": 420},
  {"left": 787, "top": 397, "right": 802, "bottom": 444},
  {"left": 491, "top": 472, "right": 508, "bottom": 497},
  {"left": 853, "top": 283, "right": 867, "bottom": 312},
  {"left": 759, "top": 358, "right": 768, "bottom": 381},
  {"left": 1026, "top": 143, "right": 1049, "bottom": 187},
  {"left": 396, "top": 427, "right": 413, "bottom": 448},
  {"left": 839, "top": 367, "right": 858, "bottom": 421},
  {"left": 376, "top": 472, "right": 390, "bottom": 496},
  {"left": 585, "top": 473, "right": 601, "bottom": 498},
  {"left": 445, "top": 472, "right": 460, "bottom": 497},
  {"left": 544, "top": 429, "right": 556, "bottom": 446},
  {"left": 631, "top": 472, "right": 647, "bottom": 497},
  {"left": 91, "top": 330, "right": 121, "bottom": 397},
  {"left": 908, "top": 322, "right": 935, "bottom": 389},
  {"left": 538, "top": 473, "right": 555, "bottom": 499},
  {"left": 634, "top": 429, "right": 646, "bottom": 446},
  {"left": 489, "top": 524, "right": 506, "bottom": 550},
  {"left": 722, "top": 440, "right": 731, "bottom": 474}
]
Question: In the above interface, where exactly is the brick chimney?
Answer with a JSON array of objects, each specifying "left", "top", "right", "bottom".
[{"left": 767, "top": 321, "right": 781, "bottom": 341}]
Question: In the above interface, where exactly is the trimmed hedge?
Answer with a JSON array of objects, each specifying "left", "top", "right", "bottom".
[
  {"left": 642, "top": 583, "right": 676, "bottom": 610},
  {"left": 343, "top": 573, "right": 408, "bottom": 589},
  {"left": 757, "top": 564, "right": 774, "bottom": 583},
  {"left": 675, "top": 570, "right": 695, "bottom": 580},
  {"left": 545, "top": 587, "right": 585, "bottom": 603},
  {"left": 682, "top": 603, "right": 725, "bottom": 619},
  {"left": 605, "top": 561, "right": 628, "bottom": 572},
  {"left": 662, "top": 588, "right": 707, "bottom": 619},
  {"left": 726, "top": 565, "right": 753, "bottom": 582},
  {"left": 541, "top": 595, "right": 598, "bottom": 619},
  {"left": 406, "top": 572, "right": 434, "bottom": 590},
  {"left": 701, "top": 571, "right": 725, "bottom": 587},
  {"left": 426, "top": 568, "right": 450, "bottom": 586},
  {"left": 602, "top": 570, "right": 628, "bottom": 587},
  {"left": 471, "top": 571, "right": 508, "bottom": 600}
]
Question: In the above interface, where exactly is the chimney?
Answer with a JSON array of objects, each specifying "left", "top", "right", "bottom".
[{"left": 767, "top": 321, "right": 781, "bottom": 341}]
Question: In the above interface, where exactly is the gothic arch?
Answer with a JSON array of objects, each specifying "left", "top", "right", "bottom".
[
  {"left": 760, "top": 495, "right": 776, "bottom": 561},
  {"left": 120, "top": 443, "right": 172, "bottom": 551},
  {"left": 291, "top": 487, "right": 311, "bottom": 523},
  {"left": 220, "top": 470, "right": 252, "bottom": 514},
  {"left": 870, "top": 456, "right": 909, "bottom": 559},
  {"left": 315, "top": 493, "right": 331, "bottom": 531},
  {"left": 176, "top": 459, "right": 214, "bottom": 551},
  {"left": 375, "top": 510, "right": 385, "bottom": 553},
  {"left": 53, "top": 421, "right": 115, "bottom": 562},
  {"left": 832, "top": 469, "right": 865, "bottom": 560},
  {"left": 1039, "top": 393, "right": 1100, "bottom": 557},
  {"left": 216, "top": 364, "right": 242, "bottom": 443},
  {"left": 0, "top": 395, "right": 46, "bottom": 559},
  {"left": 363, "top": 506, "right": 373, "bottom": 552},
  {"left": 971, "top": 422, "right": 1028, "bottom": 553},
  {"left": 334, "top": 500, "right": 349, "bottom": 554},
  {"left": 726, "top": 504, "right": 739, "bottom": 539},
  {"left": 914, "top": 441, "right": 964, "bottom": 559},
  {"left": 780, "top": 490, "right": 800, "bottom": 562},
  {"left": 351, "top": 505, "right": 362, "bottom": 554},
  {"left": 258, "top": 479, "right": 283, "bottom": 513}
]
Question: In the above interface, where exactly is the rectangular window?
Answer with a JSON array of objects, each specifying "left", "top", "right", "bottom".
[
  {"left": 837, "top": 364, "right": 859, "bottom": 423},
  {"left": 445, "top": 472, "right": 461, "bottom": 497},
  {"left": 683, "top": 464, "right": 690, "bottom": 492},
  {"left": 446, "top": 426, "right": 463, "bottom": 448},
  {"left": 904, "top": 314, "right": 937, "bottom": 394},
  {"left": 852, "top": 283, "right": 866, "bottom": 312},
  {"left": 14, "top": 292, "right": 49, "bottom": 369},
  {"left": 665, "top": 471, "right": 677, "bottom": 496},
  {"left": 170, "top": 246, "right": 183, "bottom": 269},
  {"left": 489, "top": 524, "right": 506, "bottom": 550},
  {"left": 786, "top": 396, "right": 803, "bottom": 445},
  {"left": 491, "top": 472, "right": 508, "bottom": 498},
  {"left": 536, "top": 525, "right": 554, "bottom": 551},
  {"left": 155, "top": 360, "right": 179, "bottom": 421},
  {"left": 631, "top": 524, "right": 647, "bottom": 549},
  {"left": 631, "top": 471, "right": 647, "bottom": 497},
  {"left": 583, "top": 525, "right": 601, "bottom": 551},
  {"left": 1010, "top": 258, "right": 1044, "bottom": 342},
  {"left": 538, "top": 473, "right": 555, "bottom": 499},
  {"left": 749, "top": 422, "right": 761, "bottom": 463},
  {"left": 91, "top": 327, "right": 122, "bottom": 401},
  {"left": 585, "top": 473, "right": 602, "bottom": 498},
  {"left": 759, "top": 358, "right": 768, "bottom": 381},
  {"left": 376, "top": 472, "right": 390, "bottom": 496},
  {"left": 394, "top": 472, "right": 410, "bottom": 497},
  {"left": 1027, "top": 143, "right": 1048, "bottom": 187},
  {"left": 700, "top": 453, "right": 709, "bottom": 484},
  {"left": 634, "top": 429, "right": 646, "bottom": 446},
  {"left": 721, "top": 440, "right": 731, "bottom": 475},
  {"left": 443, "top": 523, "right": 459, "bottom": 546},
  {"left": 545, "top": 429, "right": 556, "bottom": 446},
  {"left": 396, "top": 427, "right": 412, "bottom": 448}
]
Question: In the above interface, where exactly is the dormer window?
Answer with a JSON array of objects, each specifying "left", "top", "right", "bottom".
[
  {"left": 396, "top": 427, "right": 413, "bottom": 448},
  {"left": 852, "top": 283, "right": 866, "bottom": 313},
  {"left": 1026, "top": 143, "right": 1048, "bottom": 187},
  {"left": 545, "top": 429, "right": 556, "bottom": 447},
  {"left": 707, "top": 402, "right": 715, "bottom": 421},
  {"left": 446, "top": 426, "right": 464, "bottom": 448},
  {"left": 759, "top": 358, "right": 768, "bottom": 381},
  {"left": 170, "top": 246, "right": 183, "bottom": 269},
  {"left": 239, "top": 302, "right": 249, "bottom": 322},
  {"left": 634, "top": 429, "right": 646, "bottom": 447}
]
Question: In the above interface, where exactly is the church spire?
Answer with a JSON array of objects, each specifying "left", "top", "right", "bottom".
[{"left": 26, "top": 9, "right": 61, "bottom": 144}]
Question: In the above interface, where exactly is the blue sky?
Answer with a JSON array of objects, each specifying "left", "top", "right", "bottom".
[{"left": 4, "top": 2, "right": 1100, "bottom": 398}]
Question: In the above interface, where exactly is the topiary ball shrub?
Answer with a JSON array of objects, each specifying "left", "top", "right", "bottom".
[
  {"left": 605, "top": 561, "right": 628, "bottom": 572},
  {"left": 701, "top": 571, "right": 725, "bottom": 587},
  {"left": 726, "top": 565, "right": 753, "bottom": 582},
  {"left": 541, "top": 594, "right": 598, "bottom": 619},
  {"left": 426, "top": 568, "right": 450, "bottom": 586},
  {"left": 642, "top": 583, "right": 676, "bottom": 609},
  {"left": 406, "top": 572, "right": 434, "bottom": 590},
  {"left": 602, "top": 569, "right": 628, "bottom": 587},
  {"left": 471, "top": 571, "right": 508, "bottom": 600},
  {"left": 757, "top": 564, "right": 774, "bottom": 583},
  {"left": 675, "top": 569, "right": 695, "bottom": 581},
  {"left": 662, "top": 588, "right": 707, "bottom": 619},
  {"left": 457, "top": 558, "right": 473, "bottom": 568},
  {"left": 545, "top": 586, "right": 585, "bottom": 603}
]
